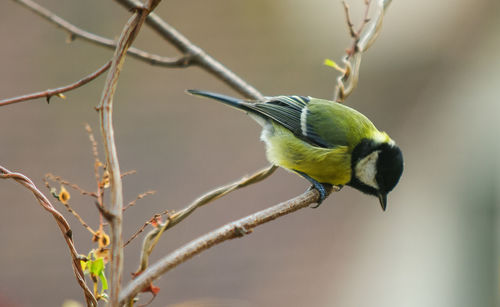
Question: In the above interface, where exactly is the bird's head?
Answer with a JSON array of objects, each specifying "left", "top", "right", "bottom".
[{"left": 348, "top": 138, "right": 404, "bottom": 211}]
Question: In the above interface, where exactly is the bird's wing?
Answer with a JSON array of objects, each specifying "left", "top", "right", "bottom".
[
  {"left": 251, "top": 95, "right": 309, "bottom": 134},
  {"left": 305, "top": 100, "right": 376, "bottom": 148},
  {"left": 246, "top": 96, "right": 350, "bottom": 148},
  {"left": 302, "top": 101, "right": 351, "bottom": 148}
]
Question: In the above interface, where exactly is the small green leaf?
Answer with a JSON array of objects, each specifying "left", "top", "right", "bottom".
[
  {"left": 324, "top": 58, "right": 345, "bottom": 73},
  {"left": 92, "top": 258, "right": 104, "bottom": 275},
  {"left": 324, "top": 58, "right": 338, "bottom": 68},
  {"left": 80, "top": 260, "right": 88, "bottom": 272},
  {"left": 87, "top": 260, "right": 94, "bottom": 273},
  {"left": 99, "top": 270, "right": 108, "bottom": 290}
]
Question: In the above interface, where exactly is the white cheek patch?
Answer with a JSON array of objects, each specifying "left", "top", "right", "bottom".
[{"left": 355, "top": 150, "right": 380, "bottom": 189}]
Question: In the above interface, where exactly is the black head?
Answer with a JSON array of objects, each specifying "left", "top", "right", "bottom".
[{"left": 348, "top": 139, "right": 404, "bottom": 211}]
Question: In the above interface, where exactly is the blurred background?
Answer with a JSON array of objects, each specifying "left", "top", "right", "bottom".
[{"left": 0, "top": 0, "right": 499, "bottom": 306}]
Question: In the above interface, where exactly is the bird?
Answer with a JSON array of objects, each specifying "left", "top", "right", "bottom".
[{"left": 187, "top": 89, "right": 403, "bottom": 211}]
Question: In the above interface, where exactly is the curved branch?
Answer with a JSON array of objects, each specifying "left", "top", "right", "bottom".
[
  {"left": 334, "top": 0, "right": 392, "bottom": 102},
  {"left": 13, "top": 0, "right": 190, "bottom": 68},
  {"left": 113, "top": 0, "right": 263, "bottom": 100},
  {"left": 358, "top": 0, "right": 392, "bottom": 52},
  {"left": 96, "top": 1, "right": 161, "bottom": 304},
  {"left": 119, "top": 185, "right": 340, "bottom": 305},
  {"left": 0, "top": 61, "right": 111, "bottom": 107},
  {"left": 13, "top": 0, "right": 262, "bottom": 99},
  {"left": 129, "top": 165, "right": 278, "bottom": 276},
  {"left": 167, "top": 164, "right": 278, "bottom": 230},
  {"left": 0, "top": 166, "right": 97, "bottom": 307}
]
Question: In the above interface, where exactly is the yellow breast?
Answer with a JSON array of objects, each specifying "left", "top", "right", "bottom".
[{"left": 261, "top": 123, "right": 352, "bottom": 185}]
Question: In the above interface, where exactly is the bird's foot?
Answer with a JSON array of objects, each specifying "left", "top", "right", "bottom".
[{"left": 294, "top": 170, "right": 332, "bottom": 208}]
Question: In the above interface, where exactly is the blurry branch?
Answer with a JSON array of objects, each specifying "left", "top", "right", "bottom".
[
  {"left": 123, "top": 190, "right": 157, "bottom": 212},
  {"left": 333, "top": 0, "right": 392, "bottom": 102},
  {"left": 14, "top": 0, "right": 189, "bottom": 68},
  {"left": 85, "top": 123, "right": 109, "bottom": 231},
  {"left": 95, "top": 0, "right": 161, "bottom": 304},
  {"left": 0, "top": 165, "right": 97, "bottom": 307},
  {"left": 121, "top": 170, "right": 137, "bottom": 178},
  {"left": 124, "top": 210, "right": 168, "bottom": 248},
  {"left": 12, "top": 0, "right": 262, "bottom": 100},
  {"left": 45, "top": 173, "right": 97, "bottom": 198},
  {"left": 114, "top": 0, "right": 263, "bottom": 100},
  {"left": 165, "top": 164, "right": 278, "bottom": 230},
  {"left": 119, "top": 185, "right": 341, "bottom": 305},
  {"left": 0, "top": 61, "right": 110, "bottom": 107},
  {"left": 130, "top": 165, "right": 277, "bottom": 279},
  {"left": 44, "top": 174, "right": 97, "bottom": 235}
]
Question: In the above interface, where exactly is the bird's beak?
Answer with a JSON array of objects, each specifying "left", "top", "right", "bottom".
[{"left": 378, "top": 193, "right": 387, "bottom": 211}]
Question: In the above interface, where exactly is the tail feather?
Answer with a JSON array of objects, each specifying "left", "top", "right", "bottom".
[
  {"left": 187, "top": 89, "right": 269, "bottom": 127},
  {"left": 186, "top": 89, "right": 253, "bottom": 113}
]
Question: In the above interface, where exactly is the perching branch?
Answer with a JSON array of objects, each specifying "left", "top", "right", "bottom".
[
  {"left": 167, "top": 164, "right": 278, "bottom": 230},
  {"left": 13, "top": 0, "right": 190, "bottom": 68},
  {"left": 0, "top": 166, "right": 97, "bottom": 307},
  {"left": 113, "top": 0, "right": 263, "bottom": 100},
  {"left": 334, "top": 0, "right": 392, "bottom": 102},
  {"left": 119, "top": 1, "right": 393, "bottom": 302},
  {"left": 96, "top": 1, "right": 161, "bottom": 305},
  {"left": 119, "top": 185, "right": 341, "bottom": 305},
  {"left": 4, "top": 1, "right": 393, "bottom": 305},
  {"left": 0, "top": 61, "right": 110, "bottom": 107},
  {"left": 131, "top": 165, "right": 278, "bottom": 277}
]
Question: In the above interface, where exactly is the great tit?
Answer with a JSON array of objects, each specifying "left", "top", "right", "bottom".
[{"left": 187, "top": 90, "right": 403, "bottom": 211}]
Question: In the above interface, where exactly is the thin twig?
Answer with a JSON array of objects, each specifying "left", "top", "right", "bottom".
[
  {"left": 359, "top": 0, "right": 372, "bottom": 33},
  {"left": 43, "top": 175, "right": 97, "bottom": 235},
  {"left": 343, "top": 0, "right": 372, "bottom": 57},
  {"left": 113, "top": 0, "right": 263, "bottom": 100},
  {"left": 134, "top": 219, "right": 168, "bottom": 277},
  {"left": 45, "top": 173, "right": 96, "bottom": 198},
  {"left": 13, "top": 0, "right": 262, "bottom": 99},
  {"left": 0, "top": 166, "right": 97, "bottom": 307},
  {"left": 60, "top": 200, "right": 97, "bottom": 235},
  {"left": 13, "top": 0, "right": 190, "bottom": 68},
  {"left": 0, "top": 61, "right": 111, "bottom": 107},
  {"left": 334, "top": 0, "right": 391, "bottom": 102},
  {"left": 168, "top": 164, "right": 278, "bottom": 230},
  {"left": 342, "top": 1, "right": 358, "bottom": 38},
  {"left": 123, "top": 190, "right": 157, "bottom": 211},
  {"left": 119, "top": 185, "right": 341, "bottom": 305},
  {"left": 85, "top": 123, "right": 107, "bottom": 230},
  {"left": 121, "top": 170, "right": 137, "bottom": 178},
  {"left": 123, "top": 211, "right": 167, "bottom": 248},
  {"left": 96, "top": 1, "right": 161, "bottom": 304},
  {"left": 85, "top": 124, "right": 101, "bottom": 166},
  {"left": 358, "top": 0, "right": 392, "bottom": 52},
  {"left": 127, "top": 165, "right": 277, "bottom": 294}
]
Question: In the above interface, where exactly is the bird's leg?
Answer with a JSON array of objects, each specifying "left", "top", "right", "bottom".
[{"left": 294, "top": 170, "right": 332, "bottom": 208}]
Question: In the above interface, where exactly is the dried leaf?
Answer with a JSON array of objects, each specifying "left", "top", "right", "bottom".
[{"left": 59, "top": 186, "right": 71, "bottom": 204}]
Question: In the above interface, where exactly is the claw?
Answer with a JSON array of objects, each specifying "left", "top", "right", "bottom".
[{"left": 294, "top": 170, "right": 331, "bottom": 208}]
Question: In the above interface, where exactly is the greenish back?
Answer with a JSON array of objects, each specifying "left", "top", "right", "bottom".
[{"left": 306, "top": 99, "right": 377, "bottom": 150}]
